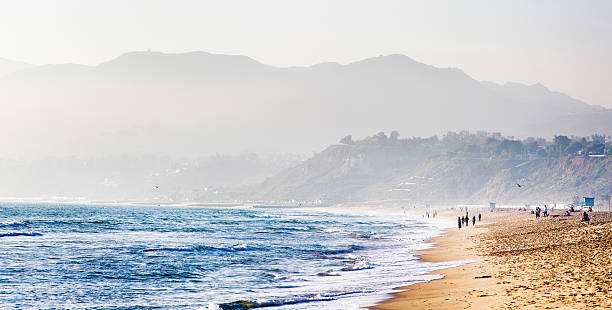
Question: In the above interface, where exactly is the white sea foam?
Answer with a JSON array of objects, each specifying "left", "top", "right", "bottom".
[{"left": 0, "top": 202, "right": 468, "bottom": 309}]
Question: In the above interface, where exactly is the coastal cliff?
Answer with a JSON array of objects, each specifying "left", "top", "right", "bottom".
[{"left": 256, "top": 133, "right": 612, "bottom": 206}]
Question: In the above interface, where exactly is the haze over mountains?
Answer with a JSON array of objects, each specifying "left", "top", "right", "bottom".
[
  {"left": 0, "top": 58, "right": 31, "bottom": 78},
  {"left": 0, "top": 51, "right": 610, "bottom": 158}
]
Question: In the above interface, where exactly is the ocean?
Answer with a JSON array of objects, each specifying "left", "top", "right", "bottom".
[{"left": 0, "top": 203, "right": 463, "bottom": 309}]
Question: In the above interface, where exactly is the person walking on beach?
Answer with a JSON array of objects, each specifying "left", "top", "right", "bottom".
[
  {"left": 544, "top": 205, "right": 548, "bottom": 217},
  {"left": 458, "top": 217, "right": 462, "bottom": 229},
  {"left": 478, "top": 213, "right": 481, "bottom": 222},
  {"left": 472, "top": 215, "right": 476, "bottom": 226}
]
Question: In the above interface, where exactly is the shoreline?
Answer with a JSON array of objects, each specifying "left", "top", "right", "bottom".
[
  {"left": 371, "top": 210, "right": 506, "bottom": 310},
  {"left": 372, "top": 209, "right": 612, "bottom": 309}
]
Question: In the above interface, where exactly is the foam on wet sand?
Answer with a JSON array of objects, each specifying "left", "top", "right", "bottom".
[{"left": 373, "top": 209, "right": 612, "bottom": 309}]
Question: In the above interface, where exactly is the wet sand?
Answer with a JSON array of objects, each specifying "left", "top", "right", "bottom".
[{"left": 373, "top": 209, "right": 612, "bottom": 309}]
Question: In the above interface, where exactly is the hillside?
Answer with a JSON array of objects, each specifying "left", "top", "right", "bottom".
[
  {"left": 0, "top": 51, "right": 610, "bottom": 158},
  {"left": 255, "top": 132, "right": 612, "bottom": 206},
  {"left": 257, "top": 141, "right": 432, "bottom": 202},
  {"left": 474, "top": 157, "right": 612, "bottom": 203}
]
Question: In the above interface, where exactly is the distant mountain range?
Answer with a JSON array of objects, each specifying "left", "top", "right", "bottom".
[{"left": 0, "top": 51, "right": 610, "bottom": 157}]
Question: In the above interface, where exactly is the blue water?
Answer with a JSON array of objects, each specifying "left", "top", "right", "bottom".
[{"left": 0, "top": 203, "right": 460, "bottom": 309}]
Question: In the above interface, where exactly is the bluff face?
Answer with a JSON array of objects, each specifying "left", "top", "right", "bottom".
[{"left": 255, "top": 137, "right": 612, "bottom": 206}]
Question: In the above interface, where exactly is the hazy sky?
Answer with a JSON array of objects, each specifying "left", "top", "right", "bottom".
[{"left": 1, "top": 0, "right": 611, "bottom": 108}]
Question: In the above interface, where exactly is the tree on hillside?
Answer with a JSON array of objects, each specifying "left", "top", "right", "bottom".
[
  {"left": 585, "top": 142, "right": 605, "bottom": 155},
  {"left": 523, "top": 137, "right": 539, "bottom": 154},
  {"left": 566, "top": 140, "right": 584, "bottom": 155},
  {"left": 590, "top": 134, "right": 606, "bottom": 144},
  {"left": 339, "top": 135, "right": 354, "bottom": 145},
  {"left": 374, "top": 132, "right": 388, "bottom": 143},
  {"left": 484, "top": 137, "right": 501, "bottom": 154},
  {"left": 537, "top": 148, "right": 548, "bottom": 157},
  {"left": 390, "top": 130, "right": 400, "bottom": 142},
  {"left": 554, "top": 135, "right": 571, "bottom": 155},
  {"left": 499, "top": 139, "right": 524, "bottom": 155}
]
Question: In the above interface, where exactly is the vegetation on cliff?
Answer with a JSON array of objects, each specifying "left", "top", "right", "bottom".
[{"left": 257, "top": 131, "right": 612, "bottom": 206}]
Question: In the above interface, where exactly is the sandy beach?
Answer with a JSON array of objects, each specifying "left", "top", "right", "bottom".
[{"left": 373, "top": 209, "right": 612, "bottom": 309}]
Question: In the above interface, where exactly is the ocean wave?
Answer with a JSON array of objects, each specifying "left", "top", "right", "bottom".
[
  {"left": 181, "top": 227, "right": 215, "bottom": 233},
  {"left": 143, "top": 247, "right": 195, "bottom": 252},
  {"left": 341, "top": 261, "right": 374, "bottom": 271},
  {"left": 102, "top": 270, "right": 202, "bottom": 280},
  {"left": 349, "top": 232, "right": 379, "bottom": 239},
  {"left": 317, "top": 270, "right": 341, "bottom": 276},
  {"left": 0, "top": 221, "right": 28, "bottom": 228},
  {"left": 36, "top": 219, "right": 113, "bottom": 225},
  {"left": 194, "top": 244, "right": 253, "bottom": 252},
  {"left": 318, "top": 244, "right": 364, "bottom": 256},
  {"left": 260, "top": 272, "right": 289, "bottom": 281},
  {"left": 144, "top": 244, "right": 253, "bottom": 253},
  {"left": 217, "top": 295, "right": 335, "bottom": 310},
  {"left": 87, "top": 220, "right": 108, "bottom": 224},
  {"left": 0, "top": 232, "right": 42, "bottom": 237},
  {"left": 216, "top": 289, "right": 372, "bottom": 310},
  {"left": 35, "top": 220, "right": 83, "bottom": 226},
  {"left": 266, "top": 226, "right": 314, "bottom": 234},
  {"left": 0, "top": 203, "right": 448, "bottom": 310},
  {"left": 339, "top": 255, "right": 374, "bottom": 271}
]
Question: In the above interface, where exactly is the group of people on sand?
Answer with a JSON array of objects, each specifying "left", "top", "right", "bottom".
[
  {"left": 535, "top": 204, "right": 592, "bottom": 223},
  {"left": 458, "top": 210, "right": 481, "bottom": 229},
  {"left": 566, "top": 209, "right": 591, "bottom": 223},
  {"left": 535, "top": 205, "right": 549, "bottom": 218},
  {"left": 425, "top": 210, "right": 437, "bottom": 219}
]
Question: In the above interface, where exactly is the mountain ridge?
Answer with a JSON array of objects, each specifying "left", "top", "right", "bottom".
[{"left": 0, "top": 51, "right": 609, "bottom": 157}]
